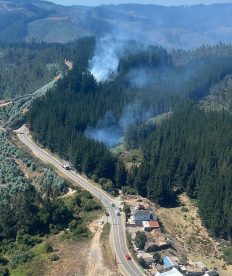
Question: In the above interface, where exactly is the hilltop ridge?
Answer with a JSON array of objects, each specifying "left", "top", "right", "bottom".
[{"left": 1, "top": 0, "right": 232, "bottom": 48}]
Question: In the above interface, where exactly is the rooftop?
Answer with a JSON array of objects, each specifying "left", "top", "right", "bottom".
[
  {"left": 156, "top": 267, "right": 183, "bottom": 276},
  {"left": 143, "top": 220, "right": 160, "bottom": 228},
  {"left": 149, "top": 220, "right": 160, "bottom": 228},
  {"left": 163, "top": 256, "right": 175, "bottom": 269},
  {"left": 134, "top": 209, "right": 150, "bottom": 216}
]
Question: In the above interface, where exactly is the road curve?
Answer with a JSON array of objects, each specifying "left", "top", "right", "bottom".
[{"left": 17, "top": 126, "right": 144, "bottom": 276}]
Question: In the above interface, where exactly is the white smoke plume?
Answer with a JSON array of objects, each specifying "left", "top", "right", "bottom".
[
  {"left": 89, "top": 35, "right": 125, "bottom": 82},
  {"left": 85, "top": 101, "right": 153, "bottom": 148}
]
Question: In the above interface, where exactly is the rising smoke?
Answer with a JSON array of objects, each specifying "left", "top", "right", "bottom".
[
  {"left": 89, "top": 35, "right": 126, "bottom": 82},
  {"left": 85, "top": 101, "right": 153, "bottom": 148},
  {"left": 127, "top": 67, "right": 155, "bottom": 89},
  {"left": 87, "top": 36, "right": 162, "bottom": 148}
]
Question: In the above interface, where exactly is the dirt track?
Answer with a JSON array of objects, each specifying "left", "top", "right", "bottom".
[{"left": 87, "top": 221, "right": 113, "bottom": 276}]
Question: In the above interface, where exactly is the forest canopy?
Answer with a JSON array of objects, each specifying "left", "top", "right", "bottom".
[{"left": 27, "top": 40, "right": 232, "bottom": 238}]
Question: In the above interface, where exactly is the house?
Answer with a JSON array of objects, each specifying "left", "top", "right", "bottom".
[
  {"left": 133, "top": 210, "right": 151, "bottom": 223},
  {"left": 155, "top": 267, "right": 183, "bottom": 276},
  {"left": 143, "top": 220, "right": 160, "bottom": 231}
]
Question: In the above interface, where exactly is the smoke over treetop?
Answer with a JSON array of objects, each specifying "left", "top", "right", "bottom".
[
  {"left": 85, "top": 101, "right": 154, "bottom": 148},
  {"left": 89, "top": 35, "right": 126, "bottom": 82}
]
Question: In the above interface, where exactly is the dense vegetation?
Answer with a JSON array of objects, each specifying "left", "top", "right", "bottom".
[
  {"left": 0, "top": 43, "right": 58, "bottom": 99},
  {"left": 0, "top": 39, "right": 95, "bottom": 100},
  {"left": 28, "top": 42, "right": 232, "bottom": 187},
  {"left": 130, "top": 104, "right": 232, "bottom": 238},
  {"left": 0, "top": 131, "right": 101, "bottom": 274},
  {"left": 27, "top": 39, "right": 232, "bottom": 240}
]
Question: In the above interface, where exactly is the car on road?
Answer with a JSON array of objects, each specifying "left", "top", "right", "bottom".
[
  {"left": 118, "top": 207, "right": 122, "bottom": 212},
  {"left": 61, "top": 163, "right": 70, "bottom": 170},
  {"left": 116, "top": 210, "right": 121, "bottom": 216},
  {"left": 110, "top": 202, "right": 115, "bottom": 207},
  {"left": 99, "top": 219, "right": 104, "bottom": 225},
  {"left": 105, "top": 210, "right": 109, "bottom": 216},
  {"left": 125, "top": 254, "right": 131, "bottom": 260}
]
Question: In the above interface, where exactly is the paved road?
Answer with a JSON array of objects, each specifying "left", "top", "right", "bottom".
[{"left": 17, "top": 126, "right": 144, "bottom": 276}]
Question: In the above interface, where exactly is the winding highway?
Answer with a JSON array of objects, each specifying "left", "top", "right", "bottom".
[{"left": 16, "top": 125, "right": 144, "bottom": 276}]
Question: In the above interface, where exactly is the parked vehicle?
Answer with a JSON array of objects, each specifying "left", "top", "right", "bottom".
[
  {"left": 110, "top": 202, "right": 115, "bottom": 207},
  {"left": 105, "top": 210, "right": 109, "bottom": 216},
  {"left": 118, "top": 207, "right": 122, "bottom": 212},
  {"left": 99, "top": 219, "right": 104, "bottom": 225}
]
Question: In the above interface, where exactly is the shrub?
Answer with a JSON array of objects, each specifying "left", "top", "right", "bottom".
[
  {"left": 11, "top": 251, "right": 34, "bottom": 268},
  {"left": 16, "top": 232, "right": 42, "bottom": 248},
  {"left": 138, "top": 257, "right": 149, "bottom": 269},
  {"left": 98, "top": 178, "right": 107, "bottom": 185},
  {"left": 135, "top": 231, "right": 147, "bottom": 250},
  {"left": 49, "top": 254, "right": 59, "bottom": 261},
  {"left": 31, "top": 162, "right": 37, "bottom": 171},
  {"left": 181, "top": 207, "right": 189, "bottom": 212},
  {"left": 224, "top": 246, "right": 232, "bottom": 264},
  {"left": 68, "top": 219, "right": 82, "bottom": 231},
  {"left": 122, "top": 186, "right": 137, "bottom": 195},
  {"left": 124, "top": 204, "right": 131, "bottom": 219},
  {"left": 0, "top": 256, "right": 8, "bottom": 266},
  {"left": 102, "top": 181, "right": 113, "bottom": 192},
  {"left": 71, "top": 225, "right": 89, "bottom": 239},
  {"left": 44, "top": 242, "right": 53, "bottom": 253},
  {"left": 91, "top": 174, "right": 99, "bottom": 183},
  {"left": 0, "top": 267, "right": 9, "bottom": 276},
  {"left": 83, "top": 199, "right": 101, "bottom": 211}
]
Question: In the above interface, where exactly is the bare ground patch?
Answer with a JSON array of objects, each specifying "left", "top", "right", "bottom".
[
  {"left": 86, "top": 220, "right": 118, "bottom": 276},
  {"left": 47, "top": 236, "right": 90, "bottom": 276}
]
